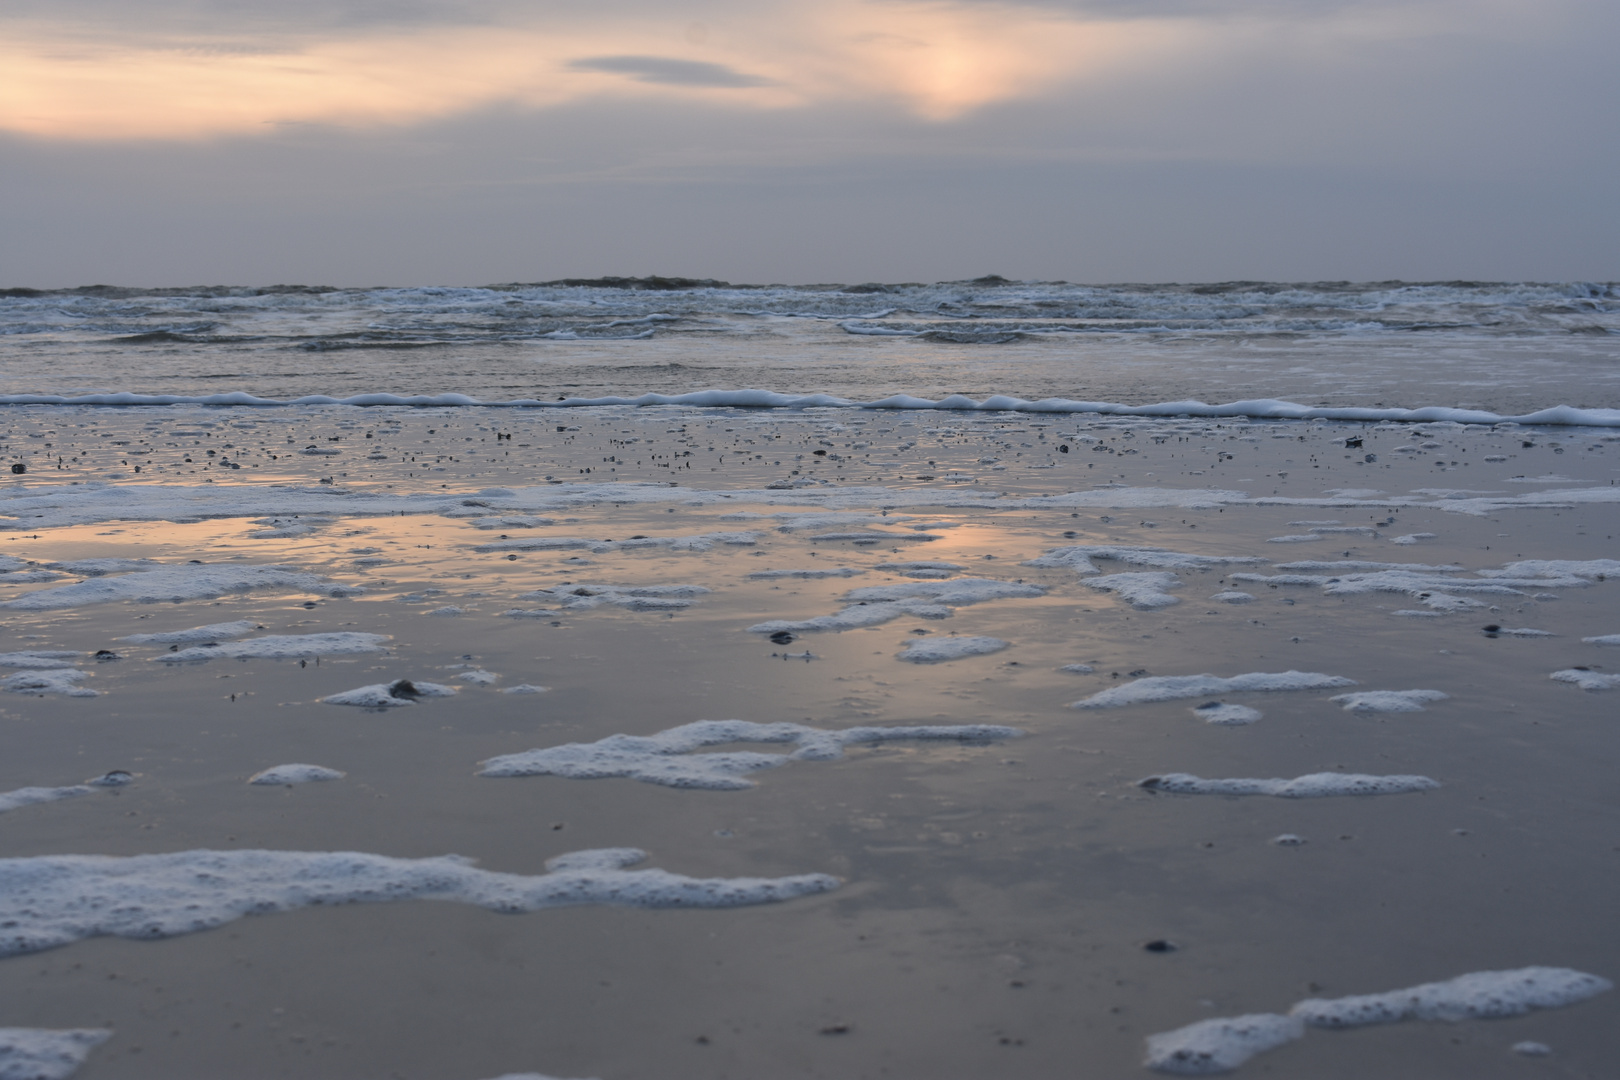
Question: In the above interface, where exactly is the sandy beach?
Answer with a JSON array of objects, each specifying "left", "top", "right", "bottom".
[{"left": 0, "top": 402, "right": 1614, "bottom": 1078}]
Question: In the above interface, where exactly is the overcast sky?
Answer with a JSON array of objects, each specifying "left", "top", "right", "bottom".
[{"left": 2, "top": 0, "right": 1615, "bottom": 286}]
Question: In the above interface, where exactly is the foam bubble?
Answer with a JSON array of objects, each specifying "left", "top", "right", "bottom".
[
  {"left": 478, "top": 720, "right": 1020, "bottom": 790},
  {"left": 897, "top": 636, "right": 1009, "bottom": 663},
  {"left": 0, "top": 848, "right": 840, "bottom": 958},
  {"left": 1209, "top": 591, "right": 1254, "bottom": 604},
  {"left": 1329, "top": 690, "right": 1449, "bottom": 712},
  {"left": 1138, "top": 772, "right": 1438, "bottom": 797},
  {"left": 0, "top": 1028, "right": 112, "bottom": 1080},
  {"left": 1071, "top": 671, "right": 1355, "bottom": 709},
  {"left": 1582, "top": 634, "right": 1620, "bottom": 646},
  {"left": 157, "top": 632, "right": 391, "bottom": 663},
  {"left": 248, "top": 764, "right": 346, "bottom": 785},
  {"left": 501, "top": 684, "right": 550, "bottom": 695}
]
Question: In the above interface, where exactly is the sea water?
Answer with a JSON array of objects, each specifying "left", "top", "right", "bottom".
[{"left": 0, "top": 278, "right": 1617, "bottom": 1079}]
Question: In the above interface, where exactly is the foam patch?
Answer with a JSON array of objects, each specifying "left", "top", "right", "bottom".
[
  {"left": 479, "top": 720, "right": 1020, "bottom": 790},
  {"left": 0, "top": 848, "right": 839, "bottom": 958},
  {"left": 0, "top": 651, "right": 79, "bottom": 669},
  {"left": 248, "top": 764, "right": 346, "bottom": 785},
  {"left": 1, "top": 563, "right": 351, "bottom": 610},
  {"left": 1144, "top": 1013, "right": 1304, "bottom": 1074},
  {"left": 474, "top": 532, "right": 758, "bottom": 554},
  {"left": 0, "top": 669, "right": 97, "bottom": 697},
  {"left": 157, "top": 632, "right": 391, "bottom": 663},
  {"left": 1190, "top": 702, "right": 1262, "bottom": 725},
  {"left": 1071, "top": 671, "right": 1355, "bottom": 709},
  {"left": 1330, "top": 690, "right": 1449, "bottom": 713},
  {"left": 748, "top": 578, "right": 1040, "bottom": 634},
  {"left": 1582, "top": 634, "right": 1620, "bottom": 646},
  {"left": 0, "top": 784, "right": 92, "bottom": 814},
  {"left": 1146, "top": 967, "right": 1608, "bottom": 1073},
  {"left": 897, "top": 636, "right": 1009, "bottom": 662},
  {"left": 1085, "top": 571, "right": 1183, "bottom": 608},
  {"left": 1024, "top": 546, "right": 1264, "bottom": 576},
  {"left": 1551, "top": 669, "right": 1620, "bottom": 691},
  {"left": 517, "top": 584, "right": 710, "bottom": 612},
  {"left": 118, "top": 620, "right": 260, "bottom": 645},
  {"left": 322, "top": 679, "right": 457, "bottom": 707},
  {"left": 0, "top": 1028, "right": 112, "bottom": 1080},
  {"left": 1138, "top": 772, "right": 1438, "bottom": 797},
  {"left": 746, "top": 568, "right": 864, "bottom": 579}
]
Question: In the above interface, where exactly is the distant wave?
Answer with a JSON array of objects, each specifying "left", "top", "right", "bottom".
[{"left": 1, "top": 389, "right": 1616, "bottom": 427}]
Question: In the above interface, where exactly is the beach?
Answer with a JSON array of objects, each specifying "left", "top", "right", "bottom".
[{"left": 0, "top": 394, "right": 1616, "bottom": 1078}]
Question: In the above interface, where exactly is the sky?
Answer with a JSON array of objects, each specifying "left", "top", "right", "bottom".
[{"left": 1, "top": 0, "right": 1616, "bottom": 286}]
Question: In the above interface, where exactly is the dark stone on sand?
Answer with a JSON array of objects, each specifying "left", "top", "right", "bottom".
[
  {"left": 10, "top": 463, "right": 24, "bottom": 474},
  {"left": 1142, "top": 939, "right": 1178, "bottom": 953},
  {"left": 388, "top": 679, "right": 421, "bottom": 699},
  {"left": 769, "top": 630, "right": 795, "bottom": 645},
  {"left": 1345, "top": 437, "right": 1363, "bottom": 448},
  {"left": 1058, "top": 444, "right": 1070, "bottom": 453}
]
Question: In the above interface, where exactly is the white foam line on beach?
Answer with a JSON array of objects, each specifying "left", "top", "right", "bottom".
[
  {"left": 897, "top": 636, "right": 1009, "bottom": 662},
  {"left": 0, "top": 1028, "right": 112, "bottom": 1080},
  {"left": 3, "top": 389, "right": 1617, "bottom": 427},
  {"left": 2, "top": 564, "right": 354, "bottom": 610},
  {"left": 1138, "top": 772, "right": 1438, "bottom": 797},
  {"left": 1145, "top": 967, "right": 1612, "bottom": 1074},
  {"left": 1584, "top": 634, "right": 1620, "bottom": 645},
  {"left": 156, "top": 632, "right": 391, "bottom": 663},
  {"left": 248, "top": 764, "right": 346, "bottom": 785},
  {"left": 1329, "top": 690, "right": 1449, "bottom": 712},
  {"left": 478, "top": 720, "right": 1021, "bottom": 790},
  {"left": 1071, "top": 671, "right": 1355, "bottom": 709},
  {"left": 0, "top": 848, "right": 839, "bottom": 958},
  {"left": 4, "top": 480, "right": 1618, "bottom": 532}
]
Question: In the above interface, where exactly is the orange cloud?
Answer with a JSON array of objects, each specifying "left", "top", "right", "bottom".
[{"left": 0, "top": 2, "right": 1194, "bottom": 140}]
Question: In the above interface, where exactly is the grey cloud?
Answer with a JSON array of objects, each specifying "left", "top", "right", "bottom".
[{"left": 568, "top": 55, "right": 773, "bottom": 88}]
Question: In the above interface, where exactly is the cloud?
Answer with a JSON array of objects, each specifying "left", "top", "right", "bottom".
[
  {"left": 567, "top": 55, "right": 773, "bottom": 87},
  {"left": 0, "top": 0, "right": 1193, "bottom": 139}
]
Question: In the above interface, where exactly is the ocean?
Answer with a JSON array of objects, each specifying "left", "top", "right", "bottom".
[{"left": 0, "top": 278, "right": 1616, "bottom": 1080}]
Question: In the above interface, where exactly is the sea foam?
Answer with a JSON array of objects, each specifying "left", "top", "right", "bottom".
[
  {"left": 0, "top": 848, "right": 839, "bottom": 958},
  {"left": 478, "top": 720, "right": 1020, "bottom": 790}
]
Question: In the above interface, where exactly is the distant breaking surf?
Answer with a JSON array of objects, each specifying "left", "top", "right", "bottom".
[{"left": 1, "top": 389, "right": 1617, "bottom": 427}]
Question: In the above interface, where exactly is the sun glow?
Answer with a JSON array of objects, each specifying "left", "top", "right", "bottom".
[{"left": 0, "top": 2, "right": 1188, "bottom": 140}]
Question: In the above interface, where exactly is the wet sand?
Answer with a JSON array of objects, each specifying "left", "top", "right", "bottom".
[{"left": 1, "top": 404, "right": 1617, "bottom": 1079}]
